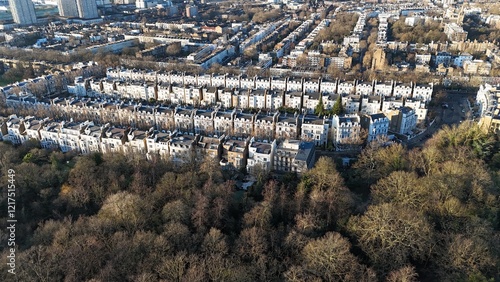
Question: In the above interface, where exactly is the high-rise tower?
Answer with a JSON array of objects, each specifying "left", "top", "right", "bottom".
[
  {"left": 8, "top": 0, "right": 37, "bottom": 25},
  {"left": 57, "top": 0, "right": 79, "bottom": 18},
  {"left": 77, "top": 0, "right": 99, "bottom": 19}
]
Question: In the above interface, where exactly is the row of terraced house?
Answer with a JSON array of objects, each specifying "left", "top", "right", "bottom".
[
  {"left": 53, "top": 71, "right": 432, "bottom": 121},
  {"left": 0, "top": 67, "right": 433, "bottom": 120},
  {"left": 101, "top": 68, "right": 434, "bottom": 101},
  {"left": 5, "top": 92, "right": 422, "bottom": 146},
  {"left": 0, "top": 115, "right": 316, "bottom": 175}
]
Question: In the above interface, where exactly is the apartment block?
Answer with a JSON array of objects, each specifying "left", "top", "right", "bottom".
[
  {"left": 360, "top": 95, "right": 382, "bottom": 115},
  {"left": 213, "top": 110, "right": 234, "bottom": 137},
  {"left": 360, "top": 113, "right": 390, "bottom": 142},
  {"left": 169, "top": 134, "right": 200, "bottom": 163},
  {"left": 387, "top": 107, "right": 417, "bottom": 135},
  {"left": 126, "top": 128, "right": 148, "bottom": 155},
  {"left": 174, "top": 108, "right": 194, "bottom": 134},
  {"left": 233, "top": 112, "right": 255, "bottom": 137},
  {"left": 273, "top": 140, "right": 315, "bottom": 175},
  {"left": 356, "top": 81, "right": 374, "bottom": 96},
  {"left": 343, "top": 94, "right": 361, "bottom": 114},
  {"left": 444, "top": 23, "right": 468, "bottom": 42},
  {"left": 101, "top": 126, "right": 129, "bottom": 154},
  {"left": 331, "top": 115, "right": 362, "bottom": 146},
  {"left": 246, "top": 138, "right": 277, "bottom": 174},
  {"left": 58, "top": 121, "right": 84, "bottom": 153},
  {"left": 79, "top": 122, "right": 103, "bottom": 154},
  {"left": 193, "top": 109, "right": 215, "bottom": 135},
  {"left": 221, "top": 137, "right": 250, "bottom": 170},
  {"left": 275, "top": 114, "right": 300, "bottom": 140},
  {"left": 197, "top": 135, "right": 224, "bottom": 160},
  {"left": 254, "top": 112, "right": 277, "bottom": 141},
  {"left": 301, "top": 115, "right": 330, "bottom": 147},
  {"left": 382, "top": 96, "right": 405, "bottom": 112}
]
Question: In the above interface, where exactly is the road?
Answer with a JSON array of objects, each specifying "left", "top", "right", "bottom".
[
  {"left": 407, "top": 91, "right": 474, "bottom": 149},
  {"left": 315, "top": 91, "right": 477, "bottom": 155}
]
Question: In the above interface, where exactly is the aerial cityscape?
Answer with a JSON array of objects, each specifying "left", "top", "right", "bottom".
[{"left": 0, "top": 0, "right": 499, "bottom": 281}]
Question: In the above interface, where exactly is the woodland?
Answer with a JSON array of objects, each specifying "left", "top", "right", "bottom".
[{"left": 0, "top": 121, "right": 499, "bottom": 282}]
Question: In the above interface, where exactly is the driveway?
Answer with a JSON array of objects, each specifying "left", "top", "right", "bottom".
[{"left": 406, "top": 91, "right": 474, "bottom": 149}]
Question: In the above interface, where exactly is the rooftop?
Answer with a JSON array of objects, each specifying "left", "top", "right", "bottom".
[
  {"left": 224, "top": 138, "right": 247, "bottom": 153},
  {"left": 170, "top": 134, "right": 196, "bottom": 147},
  {"left": 250, "top": 141, "right": 272, "bottom": 154}
]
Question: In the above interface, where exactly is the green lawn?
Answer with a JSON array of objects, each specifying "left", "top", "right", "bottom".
[
  {"left": 0, "top": 76, "right": 22, "bottom": 87},
  {"left": 0, "top": 78, "right": 14, "bottom": 87}
]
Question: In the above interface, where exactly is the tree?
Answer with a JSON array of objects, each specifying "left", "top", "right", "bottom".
[
  {"left": 246, "top": 66, "right": 261, "bottom": 77},
  {"left": 331, "top": 95, "right": 344, "bottom": 115},
  {"left": 162, "top": 222, "right": 191, "bottom": 252},
  {"left": 429, "top": 214, "right": 500, "bottom": 281},
  {"left": 161, "top": 200, "right": 191, "bottom": 225},
  {"left": 14, "top": 245, "right": 64, "bottom": 281},
  {"left": 327, "top": 64, "right": 344, "bottom": 78},
  {"left": 191, "top": 191, "right": 210, "bottom": 232},
  {"left": 443, "top": 234, "right": 497, "bottom": 279},
  {"left": 243, "top": 202, "right": 273, "bottom": 230},
  {"left": 348, "top": 203, "right": 434, "bottom": 273},
  {"left": 166, "top": 43, "right": 182, "bottom": 56},
  {"left": 292, "top": 212, "right": 322, "bottom": 237},
  {"left": 371, "top": 171, "right": 429, "bottom": 210},
  {"left": 352, "top": 143, "right": 409, "bottom": 185},
  {"left": 430, "top": 122, "right": 495, "bottom": 159},
  {"left": 314, "top": 95, "right": 325, "bottom": 116},
  {"left": 201, "top": 228, "right": 229, "bottom": 256},
  {"left": 236, "top": 227, "right": 269, "bottom": 262},
  {"left": 207, "top": 63, "right": 222, "bottom": 74},
  {"left": 156, "top": 252, "right": 191, "bottom": 281},
  {"left": 53, "top": 73, "right": 67, "bottom": 94},
  {"left": 98, "top": 191, "right": 148, "bottom": 230},
  {"left": 408, "top": 145, "right": 442, "bottom": 176},
  {"left": 363, "top": 51, "right": 373, "bottom": 68},
  {"left": 301, "top": 157, "right": 356, "bottom": 227},
  {"left": 63, "top": 154, "right": 106, "bottom": 210},
  {"left": 296, "top": 54, "right": 309, "bottom": 67},
  {"left": 252, "top": 9, "right": 281, "bottom": 24},
  {"left": 432, "top": 89, "right": 447, "bottom": 104},
  {"left": 1, "top": 66, "right": 23, "bottom": 84},
  {"left": 297, "top": 232, "right": 376, "bottom": 281},
  {"left": 386, "top": 266, "right": 419, "bottom": 282},
  {"left": 27, "top": 80, "right": 48, "bottom": 98},
  {"left": 243, "top": 48, "right": 258, "bottom": 61}
]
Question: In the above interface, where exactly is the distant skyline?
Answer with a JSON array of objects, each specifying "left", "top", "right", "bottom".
[
  {"left": 1, "top": 0, "right": 100, "bottom": 21},
  {"left": 57, "top": 0, "right": 79, "bottom": 18},
  {"left": 76, "top": 0, "right": 99, "bottom": 19},
  {"left": 0, "top": 0, "right": 59, "bottom": 5},
  {"left": 0, "top": 1, "right": 59, "bottom": 22},
  {"left": 8, "top": 0, "right": 37, "bottom": 25}
]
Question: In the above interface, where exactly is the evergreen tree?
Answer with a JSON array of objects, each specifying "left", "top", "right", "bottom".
[
  {"left": 314, "top": 95, "right": 325, "bottom": 116},
  {"left": 331, "top": 95, "right": 344, "bottom": 115}
]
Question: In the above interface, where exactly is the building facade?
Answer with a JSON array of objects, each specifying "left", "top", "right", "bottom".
[
  {"left": 360, "top": 113, "right": 389, "bottom": 142},
  {"left": 8, "top": 0, "right": 37, "bottom": 25},
  {"left": 273, "top": 140, "right": 315, "bottom": 175},
  {"left": 57, "top": 0, "right": 79, "bottom": 18},
  {"left": 77, "top": 0, "right": 99, "bottom": 19}
]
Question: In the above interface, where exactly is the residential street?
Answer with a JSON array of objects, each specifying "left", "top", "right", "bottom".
[{"left": 407, "top": 91, "right": 474, "bottom": 149}]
